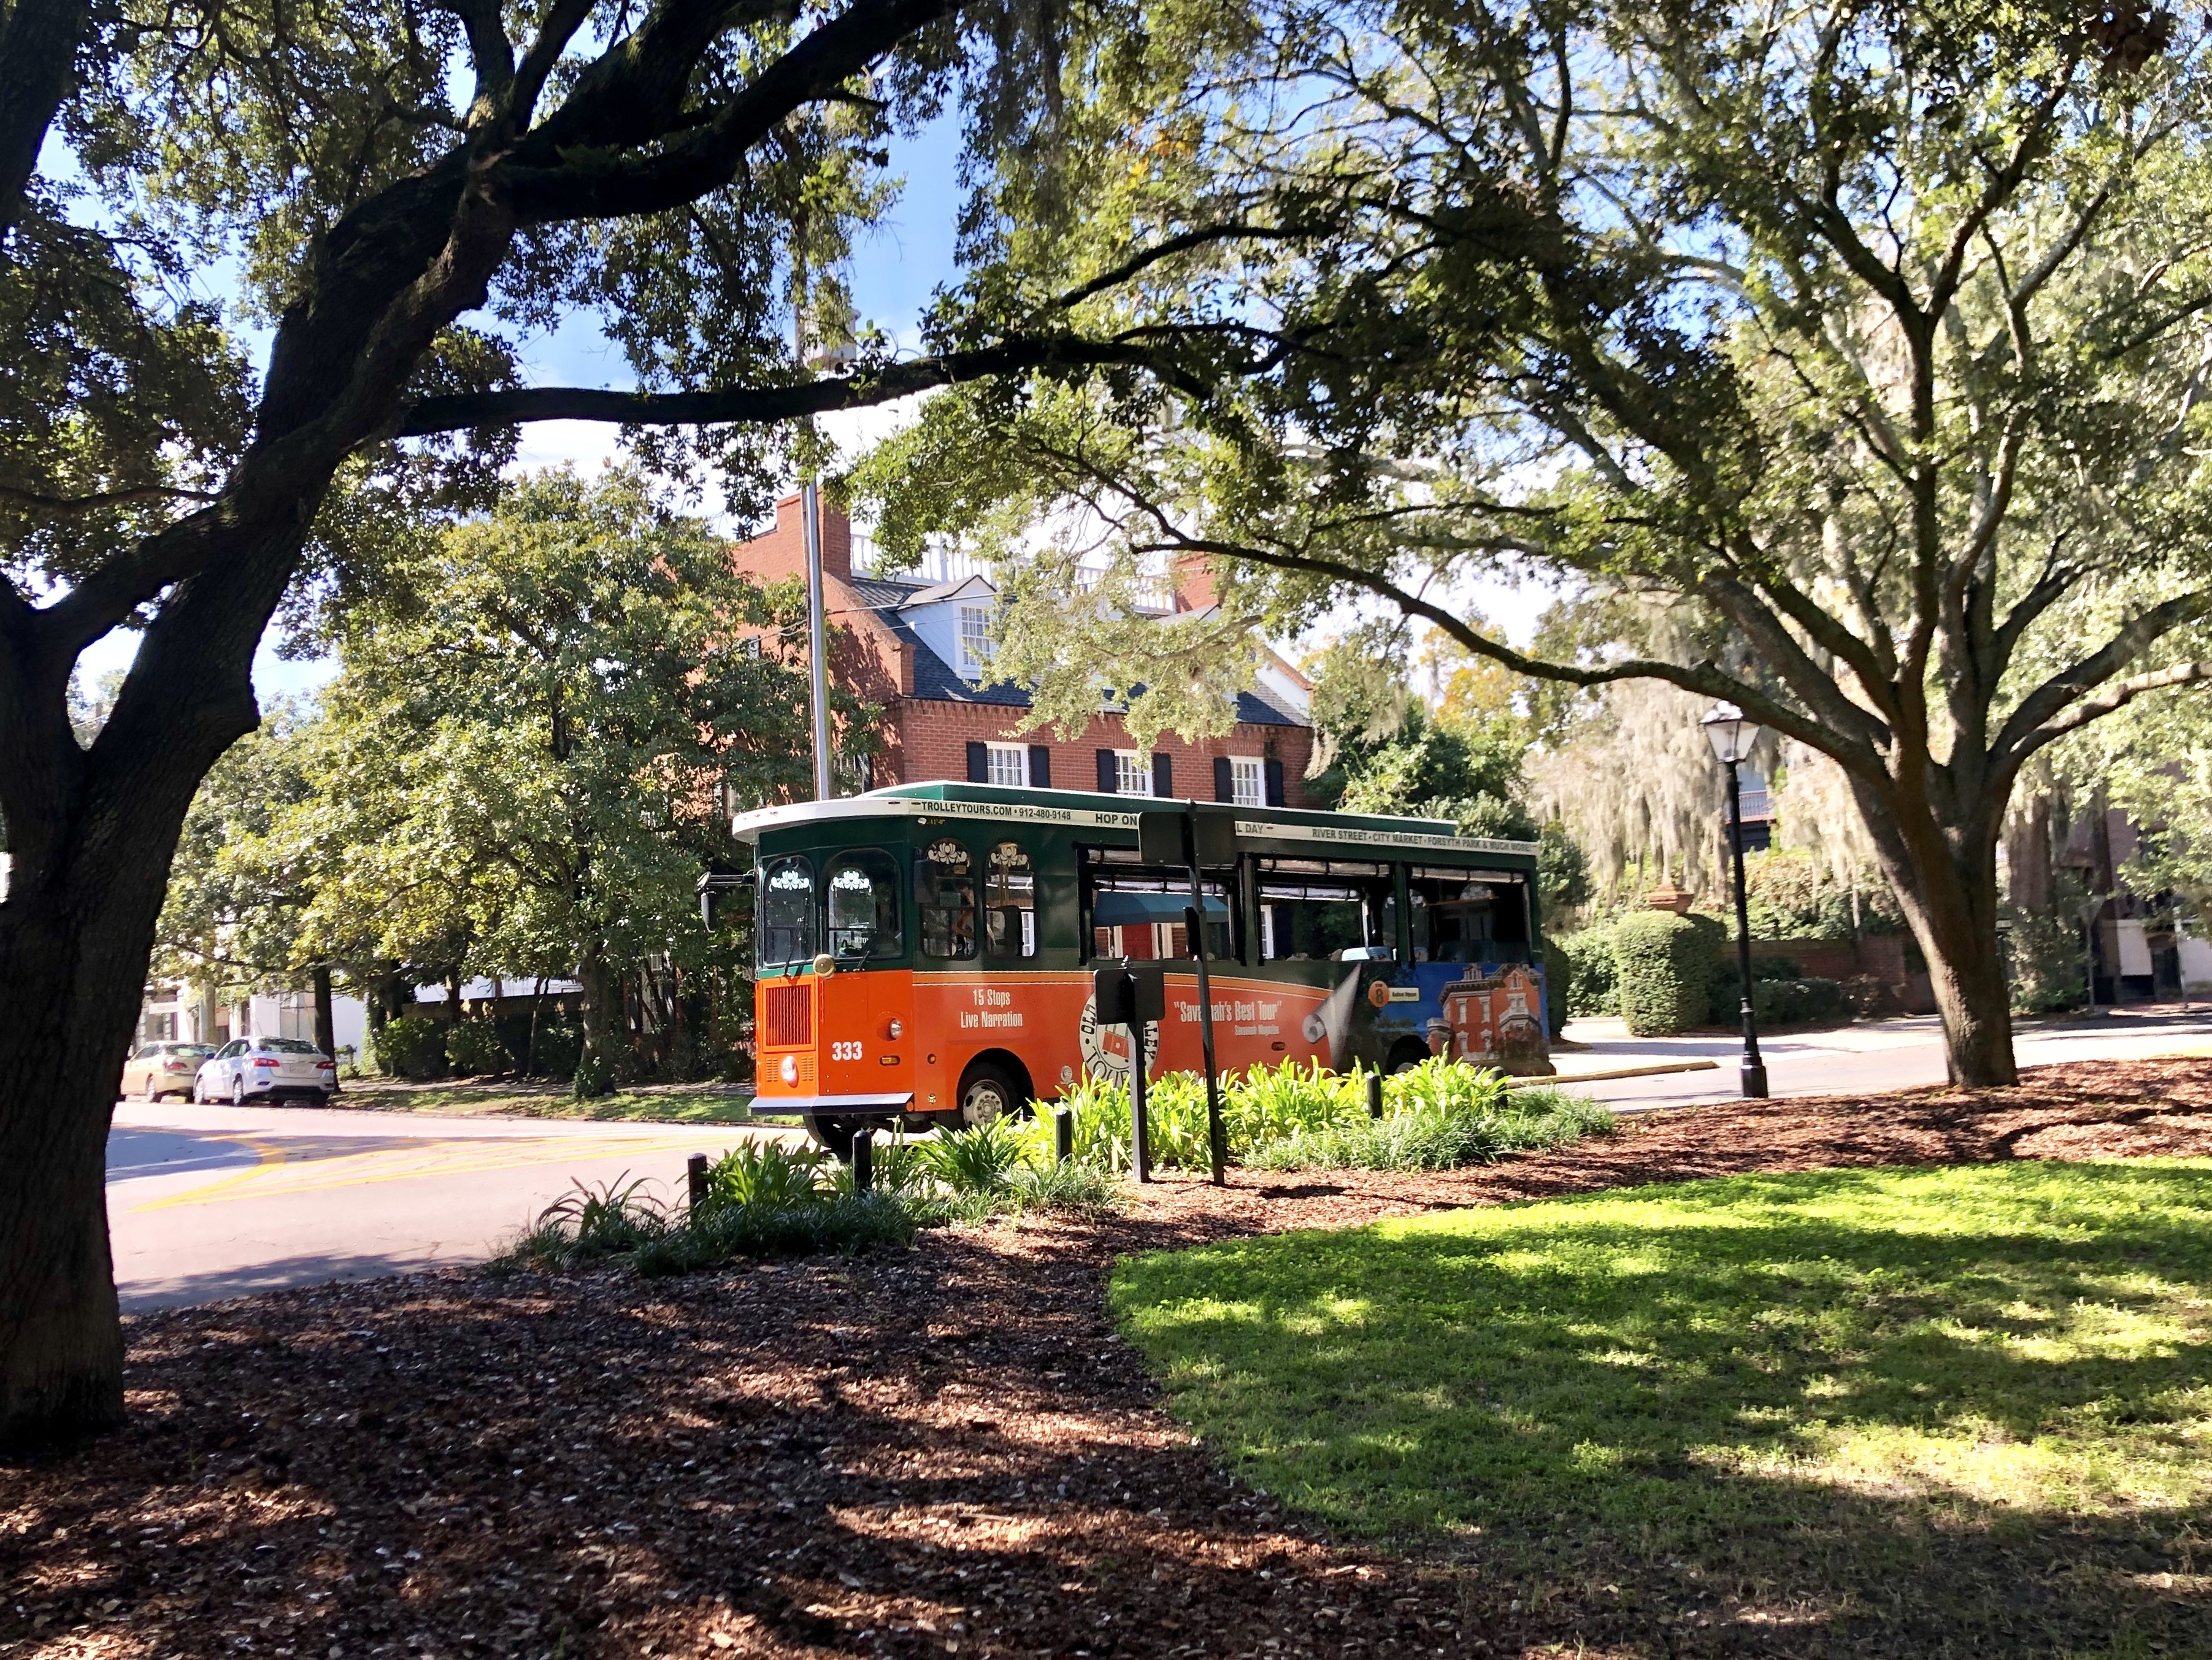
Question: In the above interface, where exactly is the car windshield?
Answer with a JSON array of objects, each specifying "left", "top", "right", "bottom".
[
  {"left": 170, "top": 1044, "right": 214, "bottom": 1057},
  {"left": 257, "top": 1039, "right": 319, "bottom": 1054}
]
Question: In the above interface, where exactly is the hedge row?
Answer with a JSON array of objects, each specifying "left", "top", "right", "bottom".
[{"left": 1555, "top": 918, "right": 1850, "bottom": 1036}]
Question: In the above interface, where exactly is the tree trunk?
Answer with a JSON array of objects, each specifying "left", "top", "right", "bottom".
[
  {"left": 312, "top": 963, "right": 336, "bottom": 1058},
  {"left": 0, "top": 890, "right": 131, "bottom": 1446},
  {"left": 1856, "top": 779, "right": 2019, "bottom": 1088}
]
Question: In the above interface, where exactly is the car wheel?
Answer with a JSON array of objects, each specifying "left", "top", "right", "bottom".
[
  {"left": 801, "top": 1113, "right": 862, "bottom": 1161},
  {"left": 229, "top": 1074, "right": 247, "bottom": 1107},
  {"left": 954, "top": 1058, "right": 1026, "bottom": 1127},
  {"left": 140, "top": 1075, "right": 161, "bottom": 1103}
]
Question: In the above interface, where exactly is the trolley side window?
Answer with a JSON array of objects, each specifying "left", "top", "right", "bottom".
[
  {"left": 917, "top": 837, "right": 979, "bottom": 960},
  {"left": 823, "top": 849, "right": 902, "bottom": 961},
  {"left": 758, "top": 855, "right": 816, "bottom": 967},
  {"left": 984, "top": 840, "right": 1039, "bottom": 959},
  {"left": 1081, "top": 848, "right": 1235, "bottom": 961},
  {"left": 1409, "top": 866, "right": 1530, "bottom": 964},
  {"left": 1257, "top": 858, "right": 1396, "bottom": 962}
]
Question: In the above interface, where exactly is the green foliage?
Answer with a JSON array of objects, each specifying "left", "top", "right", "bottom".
[
  {"left": 1046, "top": 1058, "right": 1610, "bottom": 1175},
  {"left": 1753, "top": 976, "right": 1846, "bottom": 1028},
  {"left": 571, "top": 1053, "right": 614, "bottom": 1101},
  {"left": 1110, "top": 1162, "right": 2212, "bottom": 1650},
  {"left": 1557, "top": 930, "right": 1618, "bottom": 1018},
  {"left": 1691, "top": 851, "right": 1905, "bottom": 943},
  {"left": 442, "top": 1020, "right": 512, "bottom": 1078},
  {"left": 2005, "top": 908, "right": 2090, "bottom": 1015},
  {"left": 631, "top": 1197, "right": 918, "bottom": 1277},
  {"left": 371, "top": 1013, "right": 447, "bottom": 1081},
  {"left": 1610, "top": 913, "right": 1716, "bottom": 1036},
  {"left": 702, "top": 1141, "right": 832, "bottom": 1211},
  {"left": 920, "top": 1118, "right": 1033, "bottom": 1196}
]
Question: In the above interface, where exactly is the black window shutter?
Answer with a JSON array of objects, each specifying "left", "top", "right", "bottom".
[
  {"left": 1096, "top": 749, "right": 1118, "bottom": 793},
  {"left": 966, "top": 740, "right": 989, "bottom": 783},
  {"left": 1028, "top": 745, "right": 1052, "bottom": 789},
  {"left": 1264, "top": 757, "right": 1286, "bottom": 806},
  {"left": 1152, "top": 752, "right": 1174, "bottom": 799},
  {"left": 1213, "top": 756, "right": 1234, "bottom": 802}
]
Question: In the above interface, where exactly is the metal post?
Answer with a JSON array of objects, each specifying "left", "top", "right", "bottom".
[
  {"left": 1129, "top": 1020, "right": 1152, "bottom": 1183},
  {"left": 851, "top": 1126, "right": 874, "bottom": 1194},
  {"left": 1054, "top": 1106, "right": 1073, "bottom": 1164},
  {"left": 1365, "top": 1070, "right": 1384, "bottom": 1120},
  {"left": 796, "top": 302, "right": 834, "bottom": 802},
  {"left": 1726, "top": 761, "right": 1768, "bottom": 1098},
  {"left": 1187, "top": 886, "right": 1226, "bottom": 1184},
  {"left": 686, "top": 1152, "right": 709, "bottom": 1210}
]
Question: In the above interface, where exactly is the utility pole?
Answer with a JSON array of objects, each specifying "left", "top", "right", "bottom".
[{"left": 795, "top": 293, "right": 833, "bottom": 802}]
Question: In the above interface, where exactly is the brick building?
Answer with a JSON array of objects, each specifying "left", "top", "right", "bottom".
[{"left": 730, "top": 495, "right": 1316, "bottom": 804}]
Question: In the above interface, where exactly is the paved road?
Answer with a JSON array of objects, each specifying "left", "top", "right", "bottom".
[
  {"left": 1550, "top": 1007, "right": 2212, "bottom": 1109},
  {"left": 106, "top": 1009, "right": 2212, "bottom": 1312},
  {"left": 106, "top": 1101, "right": 779, "bottom": 1312}
]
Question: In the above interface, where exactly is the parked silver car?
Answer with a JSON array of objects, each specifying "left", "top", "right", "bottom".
[{"left": 193, "top": 1037, "right": 339, "bottom": 1105}]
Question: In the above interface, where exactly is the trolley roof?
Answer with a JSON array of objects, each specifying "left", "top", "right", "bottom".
[{"left": 729, "top": 782, "right": 1540, "bottom": 860}]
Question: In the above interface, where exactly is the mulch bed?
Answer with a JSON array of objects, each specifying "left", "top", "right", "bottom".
[{"left": 8, "top": 1057, "right": 2212, "bottom": 1660}]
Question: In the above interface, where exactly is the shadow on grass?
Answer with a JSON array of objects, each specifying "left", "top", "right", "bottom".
[{"left": 1113, "top": 1160, "right": 2212, "bottom": 1654}]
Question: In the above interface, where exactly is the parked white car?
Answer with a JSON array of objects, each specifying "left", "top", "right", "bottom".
[{"left": 193, "top": 1038, "right": 339, "bottom": 1106}]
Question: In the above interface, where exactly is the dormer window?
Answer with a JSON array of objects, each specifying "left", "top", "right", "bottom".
[{"left": 958, "top": 604, "right": 993, "bottom": 677}]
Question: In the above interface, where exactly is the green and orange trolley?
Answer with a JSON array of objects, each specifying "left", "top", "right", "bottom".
[{"left": 731, "top": 782, "right": 1553, "bottom": 1154}]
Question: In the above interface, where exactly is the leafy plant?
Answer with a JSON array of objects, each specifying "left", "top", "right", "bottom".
[
  {"left": 702, "top": 1140, "right": 830, "bottom": 1212},
  {"left": 920, "top": 1118, "right": 1034, "bottom": 1195},
  {"left": 1610, "top": 912, "right": 1718, "bottom": 1035},
  {"left": 443, "top": 1020, "right": 512, "bottom": 1077},
  {"left": 371, "top": 1013, "right": 448, "bottom": 1082},
  {"left": 528, "top": 1174, "right": 668, "bottom": 1261}
]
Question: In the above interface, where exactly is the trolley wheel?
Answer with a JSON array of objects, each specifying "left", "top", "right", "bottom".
[
  {"left": 802, "top": 1113, "right": 864, "bottom": 1161},
  {"left": 953, "top": 1056, "right": 1027, "bottom": 1128},
  {"left": 1387, "top": 1040, "right": 1431, "bottom": 1075}
]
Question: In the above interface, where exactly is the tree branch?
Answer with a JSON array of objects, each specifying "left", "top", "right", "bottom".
[
  {"left": 2007, "top": 660, "right": 2212, "bottom": 759},
  {"left": 0, "top": 0, "right": 88, "bottom": 245},
  {"left": 1991, "top": 593, "right": 2212, "bottom": 764},
  {"left": 394, "top": 336, "right": 1170, "bottom": 435}
]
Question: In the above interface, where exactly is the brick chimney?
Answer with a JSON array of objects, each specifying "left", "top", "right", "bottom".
[
  {"left": 1173, "top": 552, "right": 1219, "bottom": 612},
  {"left": 732, "top": 492, "right": 852, "bottom": 584}
]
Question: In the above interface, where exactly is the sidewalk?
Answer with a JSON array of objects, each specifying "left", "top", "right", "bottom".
[{"left": 1548, "top": 1006, "right": 2212, "bottom": 1109}]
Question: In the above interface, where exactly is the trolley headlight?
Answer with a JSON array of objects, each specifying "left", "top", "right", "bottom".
[
  {"left": 780, "top": 1053, "right": 799, "bottom": 1085},
  {"left": 886, "top": 1018, "right": 904, "bottom": 1040}
]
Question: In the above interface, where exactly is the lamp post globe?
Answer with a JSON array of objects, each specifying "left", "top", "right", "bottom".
[{"left": 1703, "top": 700, "right": 1769, "bottom": 1098}]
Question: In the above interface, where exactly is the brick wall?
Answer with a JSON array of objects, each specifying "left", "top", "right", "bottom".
[{"left": 882, "top": 702, "right": 1316, "bottom": 806}]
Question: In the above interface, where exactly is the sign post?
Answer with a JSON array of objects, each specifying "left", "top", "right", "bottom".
[
  {"left": 1093, "top": 964, "right": 1165, "bottom": 1181},
  {"left": 1143, "top": 804, "right": 1235, "bottom": 1187}
]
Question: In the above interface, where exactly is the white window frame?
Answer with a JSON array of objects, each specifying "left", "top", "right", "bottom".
[
  {"left": 957, "top": 604, "right": 993, "bottom": 677},
  {"left": 985, "top": 742, "right": 1029, "bottom": 788},
  {"left": 1230, "top": 755, "right": 1264, "bottom": 807},
  {"left": 1115, "top": 750, "right": 1152, "bottom": 796}
]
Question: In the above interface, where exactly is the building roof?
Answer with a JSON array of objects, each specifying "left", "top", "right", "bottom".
[{"left": 845, "top": 578, "right": 1310, "bottom": 726}]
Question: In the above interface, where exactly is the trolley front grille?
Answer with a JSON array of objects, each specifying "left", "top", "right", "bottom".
[{"left": 762, "top": 981, "right": 813, "bottom": 1049}]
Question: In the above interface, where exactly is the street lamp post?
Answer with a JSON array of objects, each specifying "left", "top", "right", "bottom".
[{"left": 1702, "top": 701, "right": 1769, "bottom": 1099}]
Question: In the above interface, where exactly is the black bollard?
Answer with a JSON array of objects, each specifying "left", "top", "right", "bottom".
[
  {"left": 1366, "top": 1071, "right": 1384, "bottom": 1121},
  {"left": 1054, "top": 1106, "right": 1074, "bottom": 1164},
  {"left": 686, "top": 1151, "right": 709, "bottom": 1209},
  {"left": 852, "top": 1127, "right": 875, "bottom": 1194}
]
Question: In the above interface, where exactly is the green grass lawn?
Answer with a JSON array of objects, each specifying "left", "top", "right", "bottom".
[
  {"left": 335, "top": 1081, "right": 759, "bottom": 1123},
  {"left": 1112, "top": 1160, "right": 2212, "bottom": 1655}
]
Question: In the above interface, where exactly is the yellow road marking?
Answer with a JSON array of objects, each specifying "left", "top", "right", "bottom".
[
  {"left": 123, "top": 1130, "right": 756, "bottom": 1213},
  {"left": 120, "top": 1134, "right": 290, "bottom": 1213}
]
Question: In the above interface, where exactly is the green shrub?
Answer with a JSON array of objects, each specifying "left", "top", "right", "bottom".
[
  {"left": 1245, "top": 1070, "right": 1616, "bottom": 1172},
  {"left": 632, "top": 1195, "right": 916, "bottom": 1275},
  {"left": 2005, "top": 907, "right": 2088, "bottom": 1013},
  {"left": 702, "top": 1140, "right": 830, "bottom": 1210},
  {"left": 571, "top": 1051, "right": 614, "bottom": 1099},
  {"left": 502, "top": 1016, "right": 582, "bottom": 1079},
  {"left": 1610, "top": 912, "right": 1718, "bottom": 1035},
  {"left": 1556, "top": 930, "right": 1618, "bottom": 1018},
  {"left": 920, "top": 1118, "right": 1032, "bottom": 1194},
  {"left": 1753, "top": 975, "right": 1846, "bottom": 1026},
  {"left": 1226, "top": 1059, "right": 1364, "bottom": 1147},
  {"left": 1537, "top": 941, "right": 1569, "bottom": 1037},
  {"left": 443, "top": 1019, "right": 512, "bottom": 1077},
  {"left": 1704, "top": 951, "right": 1800, "bottom": 1019},
  {"left": 371, "top": 1013, "right": 449, "bottom": 1080}
]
